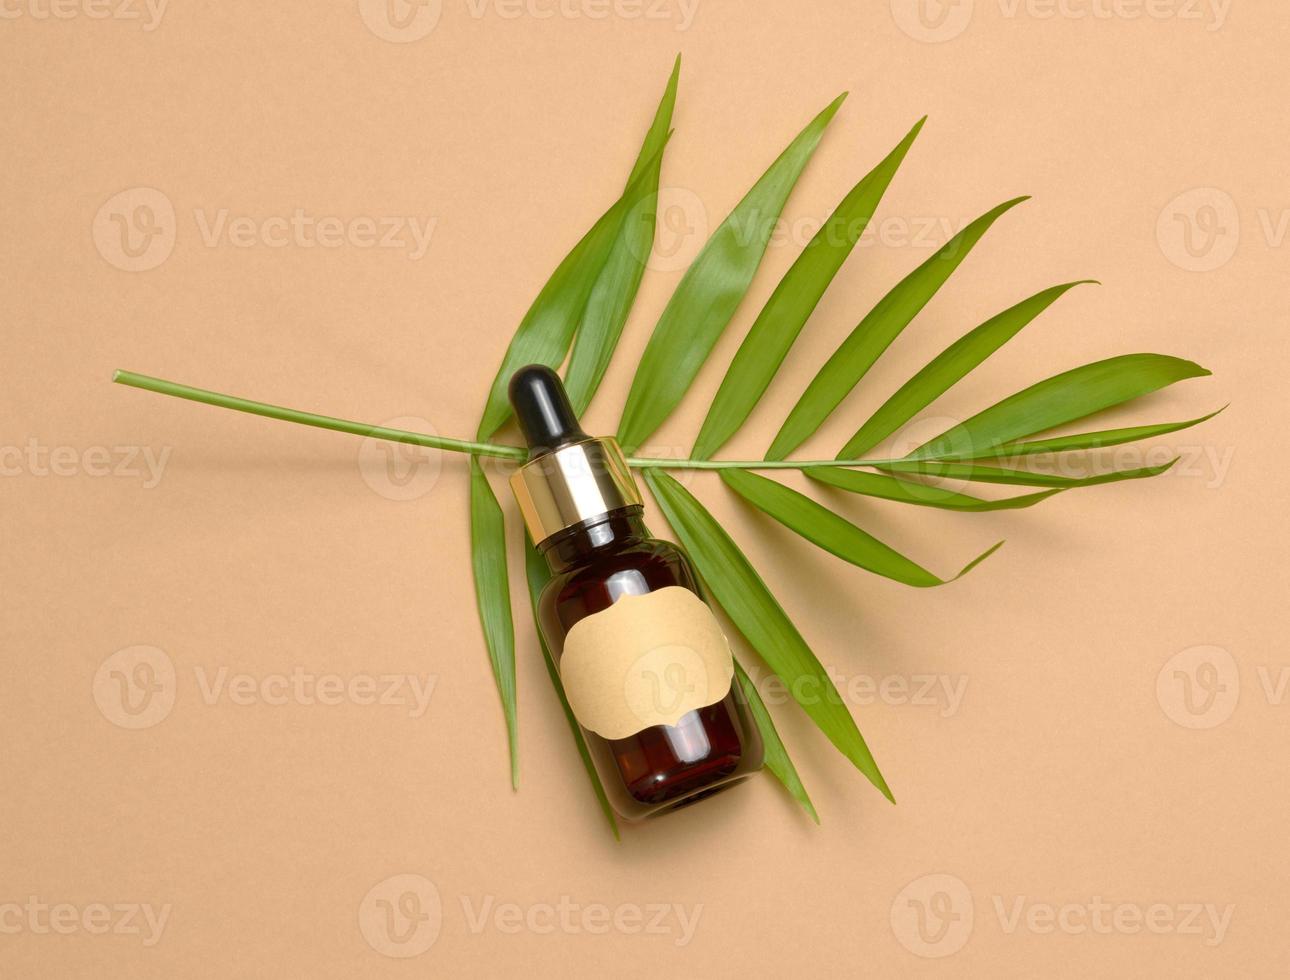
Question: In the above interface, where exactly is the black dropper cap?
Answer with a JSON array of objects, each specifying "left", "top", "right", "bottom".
[{"left": 508, "top": 365, "right": 589, "bottom": 459}]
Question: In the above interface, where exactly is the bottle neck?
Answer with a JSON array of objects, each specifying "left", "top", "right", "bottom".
[{"left": 539, "top": 506, "right": 648, "bottom": 573}]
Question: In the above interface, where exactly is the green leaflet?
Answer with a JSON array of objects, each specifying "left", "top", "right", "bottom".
[
  {"left": 838, "top": 280, "right": 1095, "bottom": 459},
  {"left": 690, "top": 117, "right": 926, "bottom": 460},
  {"left": 722, "top": 469, "right": 1001, "bottom": 587},
  {"left": 469, "top": 458, "right": 519, "bottom": 788},
  {"left": 878, "top": 458, "right": 1178, "bottom": 488},
  {"left": 473, "top": 190, "right": 632, "bottom": 440},
  {"left": 616, "top": 93, "right": 847, "bottom": 452},
  {"left": 564, "top": 56, "right": 681, "bottom": 417},
  {"left": 766, "top": 196, "right": 1028, "bottom": 460},
  {"left": 474, "top": 138, "right": 672, "bottom": 441},
  {"left": 734, "top": 659, "right": 818, "bottom": 823},
  {"left": 643, "top": 469, "right": 892, "bottom": 802},
  {"left": 524, "top": 541, "right": 620, "bottom": 840},
  {"left": 809, "top": 466, "right": 1061, "bottom": 511},
  {"left": 976, "top": 407, "right": 1226, "bottom": 458},
  {"left": 908, "top": 354, "right": 1211, "bottom": 461}
]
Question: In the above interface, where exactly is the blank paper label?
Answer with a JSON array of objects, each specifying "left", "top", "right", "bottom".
[{"left": 559, "top": 586, "right": 735, "bottom": 740}]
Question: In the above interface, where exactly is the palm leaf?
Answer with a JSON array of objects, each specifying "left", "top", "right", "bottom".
[
  {"left": 765, "top": 196, "right": 1028, "bottom": 460},
  {"left": 722, "top": 469, "right": 1000, "bottom": 587},
  {"left": 734, "top": 659, "right": 818, "bottom": 823},
  {"left": 643, "top": 468, "right": 893, "bottom": 802},
  {"left": 469, "top": 458, "right": 519, "bottom": 787},
  {"left": 690, "top": 117, "right": 926, "bottom": 460},
  {"left": 838, "top": 280, "right": 1094, "bottom": 459},
  {"left": 110, "top": 73, "right": 1224, "bottom": 821},
  {"left": 616, "top": 93, "right": 847, "bottom": 451},
  {"left": 907, "top": 354, "right": 1210, "bottom": 461},
  {"left": 564, "top": 56, "right": 681, "bottom": 416}
]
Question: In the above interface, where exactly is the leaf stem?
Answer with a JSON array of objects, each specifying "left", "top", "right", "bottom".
[
  {"left": 111, "top": 370, "right": 902, "bottom": 471},
  {"left": 112, "top": 370, "right": 526, "bottom": 460},
  {"left": 627, "top": 455, "right": 903, "bottom": 471}
]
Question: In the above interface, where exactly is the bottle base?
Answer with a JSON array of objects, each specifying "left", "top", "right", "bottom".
[
  {"left": 647, "top": 772, "right": 755, "bottom": 818},
  {"left": 609, "top": 769, "right": 758, "bottom": 822}
]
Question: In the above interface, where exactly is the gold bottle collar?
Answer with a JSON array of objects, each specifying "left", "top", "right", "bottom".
[{"left": 509, "top": 437, "right": 642, "bottom": 544}]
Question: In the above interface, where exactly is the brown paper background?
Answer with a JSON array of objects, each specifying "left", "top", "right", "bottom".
[{"left": 2, "top": 1, "right": 1285, "bottom": 976}]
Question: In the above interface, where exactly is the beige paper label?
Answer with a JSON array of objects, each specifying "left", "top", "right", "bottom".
[{"left": 559, "top": 586, "right": 735, "bottom": 740}]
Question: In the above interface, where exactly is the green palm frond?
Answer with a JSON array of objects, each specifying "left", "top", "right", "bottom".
[{"left": 112, "top": 57, "right": 1220, "bottom": 831}]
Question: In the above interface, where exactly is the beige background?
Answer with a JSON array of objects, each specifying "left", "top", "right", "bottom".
[{"left": 2, "top": 1, "right": 1286, "bottom": 976}]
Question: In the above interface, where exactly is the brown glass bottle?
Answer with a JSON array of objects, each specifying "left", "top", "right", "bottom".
[
  {"left": 508, "top": 365, "right": 763, "bottom": 821},
  {"left": 535, "top": 507, "right": 764, "bottom": 819}
]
